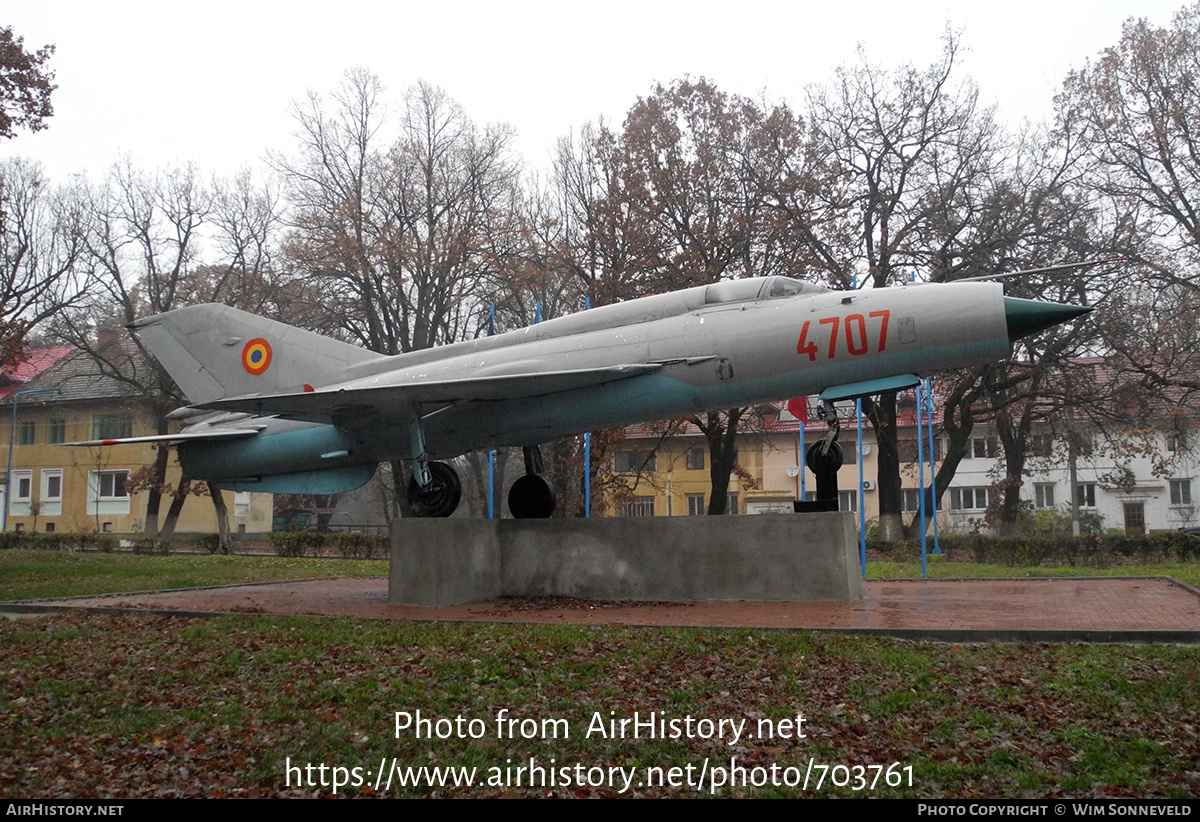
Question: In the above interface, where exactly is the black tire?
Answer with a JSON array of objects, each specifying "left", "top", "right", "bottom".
[
  {"left": 407, "top": 461, "right": 462, "bottom": 518},
  {"left": 508, "top": 474, "right": 556, "bottom": 519},
  {"left": 805, "top": 440, "right": 844, "bottom": 474}
]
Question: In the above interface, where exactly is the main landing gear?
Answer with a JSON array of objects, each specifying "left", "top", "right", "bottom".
[
  {"left": 405, "top": 412, "right": 554, "bottom": 518},
  {"left": 406, "top": 414, "right": 463, "bottom": 518},
  {"left": 407, "top": 460, "right": 462, "bottom": 518},
  {"left": 508, "top": 445, "right": 556, "bottom": 519}
]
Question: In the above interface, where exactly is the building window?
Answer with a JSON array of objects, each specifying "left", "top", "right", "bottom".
[
  {"left": 1034, "top": 483, "right": 1055, "bottom": 509},
  {"left": 838, "top": 490, "right": 857, "bottom": 512},
  {"left": 88, "top": 470, "right": 131, "bottom": 516},
  {"left": 1075, "top": 483, "right": 1097, "bottom": 508},
  {"left": 614, "top": 451, "right": 655, "bottom": 473},
  {"left": 685, "top": 447, "right": 704, "bottom": 471},
  {"left": 1170, "top": 479, "right": 1192, "bottom": 506},
  {"left": 902, "top": 488, "right": 922, "bottom": 512},
  {"left": 1028, "top": 434, "right": 1053, "bottom": 457},
  {"left": 9, "top": 470, "right": 32, "bottom": 517},
  {"left": 40, "top": 469, "right": 62, "bottom": 516},
  {"left": 686, "top": 493, "right": 705, "bottom": 515},
  {"left": 950, "top": 487, "right": 989, "bottom": 511},
  {"left": 618, "top": 496, "right": 655, "bottom": 517},
  {"left": 91, "top": 414, "right": 132, "bottom": 441},
  {"left": 48, "top": 418, "right": 66, "bottom": 444},
  {"left": 726, "top": 493, "right": 738, "bottom": 514},
  {"left": 45, "top": 522, "right": 54, "bottom": 533},
  {"left": 17, "top": 420, "right": 35, "bottom": 446},
  {"left": 234, "top": 491, "right": 252, "bottom": 517},
  {"left": 971, "top": 437, "right": 998, "bottom": 459}
]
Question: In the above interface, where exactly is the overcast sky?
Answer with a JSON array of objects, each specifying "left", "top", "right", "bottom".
[{"left": 3, "top": 0, "right": 1190, "bottom": 182}]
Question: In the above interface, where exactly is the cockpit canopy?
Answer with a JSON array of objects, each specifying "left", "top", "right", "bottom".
[{"left": 704, "top": 275, "right": 829, "bottom": 305}]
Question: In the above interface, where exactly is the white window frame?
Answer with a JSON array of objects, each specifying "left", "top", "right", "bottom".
[
  {"left": 1034, "top": 483, "right": 1055, "bottom": 510},
  {"left": 9, "top": 469, "right": 31, "bottom": 517},
  {"left": 1170, "top": 479, "right": 1192, "bottom": 507},
  {"left": 618, "top": 496, "right": 655, "bottom": 517},
  {"left": 951, "top": 487, "right": 989, "bottom": 511},
  {"left": 234, "top": 490, "right": 252, "bottom": 517},
  {"left": 686, "top": 493, "right": 705, "bottom": 515},
  {"left": 88, "top": 470, "right": 131, "bottom": 515},
  {"left": 1075, "top": 483, "right": 1097, "bottom": 509},
  {"left": 40, "top": 469, "right": 62, "bottom": 516}
]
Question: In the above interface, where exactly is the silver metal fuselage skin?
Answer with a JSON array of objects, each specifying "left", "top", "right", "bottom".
[{"left": 178, "top": 281, "right": 1009, "bottom": 485}]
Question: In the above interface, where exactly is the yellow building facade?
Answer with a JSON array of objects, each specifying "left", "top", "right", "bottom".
[
  {"left": 1, "top": 349, "right": 272, "bottom": 536},
  {"left": 607, "top": 405, "right": 950, "bottom": 527}
]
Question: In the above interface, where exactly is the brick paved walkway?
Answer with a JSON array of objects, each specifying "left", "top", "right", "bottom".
[{"left": 18, "top": 576, "right": 1200, "bottom": 641}]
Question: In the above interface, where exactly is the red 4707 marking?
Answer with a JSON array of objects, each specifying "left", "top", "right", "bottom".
[{"left": 797, "top": 311, "right": 890, "bottom": 361}]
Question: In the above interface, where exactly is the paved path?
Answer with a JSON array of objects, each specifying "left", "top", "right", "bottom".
[{"left": 15, "top": 576, "right": 1200, "bottom": 642}]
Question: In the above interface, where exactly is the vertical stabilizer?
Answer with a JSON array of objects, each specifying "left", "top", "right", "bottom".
[{"left": 128, "top": 304, "right": 384, "bottom": 405}]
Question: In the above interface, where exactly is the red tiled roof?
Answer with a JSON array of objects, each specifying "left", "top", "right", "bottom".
[{"left": 0, "top": 347, "right": 75, "bottom": 398}]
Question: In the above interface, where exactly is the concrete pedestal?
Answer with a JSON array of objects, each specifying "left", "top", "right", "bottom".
[{"left": 389, "top": 513, "right": 862, "bottom": 607}]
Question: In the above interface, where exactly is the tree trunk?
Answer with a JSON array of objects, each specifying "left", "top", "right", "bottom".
[
  {"left": 206, "top": 481, "right": 233, "bottom": 554},
  {"left": 867, "top": 392, "right": 904, "bottom": 541},
  {"left": 142, "top": 444, "right": 170, "bottom": 536},
  {"left": 695, "top": 409, "right": 743, "bottom": 515},
  {"left": 157, "top": 476, "right": 190, "bottom": 540}
]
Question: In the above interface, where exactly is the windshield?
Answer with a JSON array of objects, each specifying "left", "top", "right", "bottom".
[{"left": 703, "top": 276, "right": 828, "bottom": 306}]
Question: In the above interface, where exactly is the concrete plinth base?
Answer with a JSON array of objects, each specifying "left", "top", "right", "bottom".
[{"left": 389, "top": 513, "right": 862, "bottom": 607}]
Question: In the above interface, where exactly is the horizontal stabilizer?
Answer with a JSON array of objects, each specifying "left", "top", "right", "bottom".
[
  {"left": 197, "top": 364, "right": 663, "bottom": 421},
  {"left": 820, "top": 374, "right": 922, "bottom": 402},
  {"left": 66, "top": 428, "right": 261, "bottom": 447}
]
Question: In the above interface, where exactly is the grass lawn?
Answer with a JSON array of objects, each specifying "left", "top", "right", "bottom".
[
  {"left": 3, "top": 549, "right": 1197, "bottom": 602},
  {"left": 866, "top": 557, "right": 1200, "bottom": 589},
  {"left": 0, "top": 550, "right": 1197, "bottom": 797},
  {"left": 0, "top": 613, "right": 1197, "bottom": 798},
  {"left": 0, "top": 550, "right": 386, "bottom": 601}
]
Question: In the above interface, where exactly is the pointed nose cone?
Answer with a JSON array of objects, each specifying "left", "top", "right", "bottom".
[{"left": 1004, "top": 297, "right": 1093, "bottom": 342}]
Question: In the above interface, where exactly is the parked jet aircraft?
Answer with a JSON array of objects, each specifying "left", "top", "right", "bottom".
[{"left": 74, "top": 272, "right": 1093, "bottom": 518}]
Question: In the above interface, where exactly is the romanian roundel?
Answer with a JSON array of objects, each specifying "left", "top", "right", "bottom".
[{"left": 242, "top": 338, "right": 273, "bottom": 375}]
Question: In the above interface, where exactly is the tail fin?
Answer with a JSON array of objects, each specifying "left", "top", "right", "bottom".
[{"left": 129, "top": 304, "right": 384, "bottom": 405}]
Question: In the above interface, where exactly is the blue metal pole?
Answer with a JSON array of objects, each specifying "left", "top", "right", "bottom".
[
  {"left": 798, "top": 417, "right": 806, "bottom": 501},
  {"left": 916, "top": 382, "right": 928, "bottom": 579},
  {"left": 484, "top": 448, "right": 494, "bottom": 518},
  {"left": 488, "top": 304, "right": 496, "bottom": 519},
  {"left": 856, "top": 398, "right": 866, "bottom": 577},
  {"left": 583, "top": 296, "right": 591, "bottom": 518},
  {"left": 926, "top": 377, "right": 941, "bottom": 555}
]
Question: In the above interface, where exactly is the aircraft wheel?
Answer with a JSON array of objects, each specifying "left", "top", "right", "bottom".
[
  {"left": 408, "top": 461, "right": 462, "bottom": 518},
  {"left": 805, "top": 441, "right": 844, "bottom": 474},
  {"left": 508, "top": 475, "right": 556, "bottom": 519}
]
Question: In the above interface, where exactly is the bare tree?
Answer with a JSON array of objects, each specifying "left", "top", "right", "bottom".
[
  {"left": 1056, "top": 3, "right": 1200, "bottom": 287},
  {"left": 53, "top": 160, "right": 212, "bottom": 536},
  {"left": 0, "top": 158, "right": 89, "bottom": 364},
  {"left": 274, "top": 71, "right": 527, "bottom": 513},
  {"left": 275, "top": 70, "right": 524, "bottom": 354},
  {"left": 572, "top": 78, "right": 825, "bottom": 512},
  {"left": 805, "top": 30, "right": 1007, "bottom": 538}
]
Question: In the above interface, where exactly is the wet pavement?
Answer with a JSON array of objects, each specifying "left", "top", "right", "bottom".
[{"left": 11, "top": 575, "right": 1200, "bottom": 642}]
